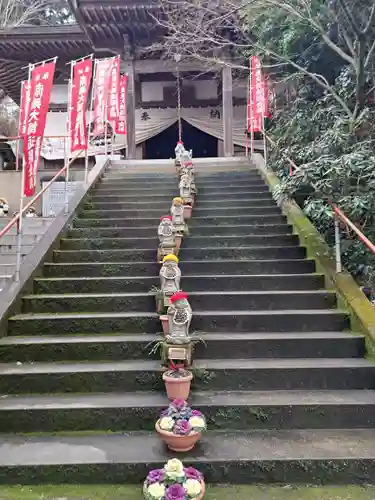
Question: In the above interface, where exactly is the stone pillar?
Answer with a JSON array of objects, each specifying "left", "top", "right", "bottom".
[
  {"left": 222, "top": 65, "right": 234, "bottom": 157},
  {"left": 126, "top": 60, "right": 136, "bottom": 159}
]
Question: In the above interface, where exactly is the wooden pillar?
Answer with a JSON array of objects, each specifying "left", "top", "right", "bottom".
[
  {"left": 222, "top": 65, "right": 234, "bottom": 157},
  {"left": 126, "top": 60, "right": 136, "bottom": 159}
]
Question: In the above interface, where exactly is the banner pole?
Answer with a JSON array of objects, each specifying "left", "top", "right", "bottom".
[
  {"left": 64, "top": 61, "right": 74, "bottom": 215},
  {"left": 15, "top": 81, "right": 25, "bottom": 172},
  {"left": 15, "top": 67, "right": 32, "bottom": 282},
  {"left": 85, "top": 58, "right": 96, "bottom": 186},
  {"left": 250, "top": 57, "right": 254, "bottom": 155}
]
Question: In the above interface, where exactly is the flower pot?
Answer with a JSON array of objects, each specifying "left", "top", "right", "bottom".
[
  {"left": 155, "top": 421, "right": 201, "bottom": 452},
  {"left": 160, "top": 315, "right": 169, "bottom": 335},
  {"left": 162, "top": 370, "right": 193, "bottom": 399},
  {"left": 184, "top": 204, "right": 193, "bottom": 219}
]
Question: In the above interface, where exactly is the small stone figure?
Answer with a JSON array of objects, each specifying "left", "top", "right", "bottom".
[
  {"left": 171, "top": 197, "right": 185, "bottom": 233},
  {"left": 174, "top": 141, "right": 185, "bottom": 165},
  {"left": 179, "top": 174, "right": 193, "bottom": 203},
  {"left": 166, "top": 291, "right": 192, "bottom": 344},
  {"left": 157, "top": 215, "right": 176, "bottom": 261},
  {"left": 160, "top": 254, "right": 181, "bottom": 296},
  {"left": 0, "top": 198, "right": 9, "bottom": 217}
]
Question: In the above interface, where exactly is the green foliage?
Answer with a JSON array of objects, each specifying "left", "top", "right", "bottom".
[{"left": 268, "top": 67, "right": 375, "bottom": 285}]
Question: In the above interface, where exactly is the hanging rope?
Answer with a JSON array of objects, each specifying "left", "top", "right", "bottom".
[{"left": 176, "top": 65, "right": 182, "bottom": 142}]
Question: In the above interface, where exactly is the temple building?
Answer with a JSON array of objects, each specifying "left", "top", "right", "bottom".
[{"left": 0, "top": 0, "right": 250, "bottom": 166}]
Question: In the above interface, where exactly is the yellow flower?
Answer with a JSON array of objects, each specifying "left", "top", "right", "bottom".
[
  {"left": 164, "top": 458, "right": 185, "bottom": 480},
  {"left": 147, "top": 482, "right": 165, "bottom": 499},
  {"left": 184, "top": 478, "right": 202, "bottom": 497},
  {"left": 173, "top": 197, "right": 183, "bottom": 204},
  {"left": 189, "top": 416, "right": 206, "bottom": 429},
  {"left": 163, "top": 254, "right": 179, "bottom": 263},
  {"left": 159, "top": 417, "right": 174, "bottom": 431}
]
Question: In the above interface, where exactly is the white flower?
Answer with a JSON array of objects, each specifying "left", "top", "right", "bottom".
[
  {"left": 164, "top": 458, "right": 185, "bottom": 480},
  {"left": 159, "top": 417, "right": 174, "bottom": 431},
  {"left": 184, "top": 478, "right": 202, "bottom": 497},
  {"left": 189, "top": 416, "right": 206, "bottom": 430},
  {"left": 147, "top": 482, "right": 165, "bottom": 499}
]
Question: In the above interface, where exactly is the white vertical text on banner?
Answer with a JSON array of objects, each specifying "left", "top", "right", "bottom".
[
  {"left": 115, "top": 74, "right": 128, "bottom": 135},
  {"left": 107, "top": 56, "right": 120, "bottom": 122},
  {"left": 23, "top": 61, "right": 56, "bottom": 197},
  {"left": 92, "top": 58, "right": 112, "bottom": 136},
  {"left": 69, "top": 58, "right": 93, "bottom": 153}
]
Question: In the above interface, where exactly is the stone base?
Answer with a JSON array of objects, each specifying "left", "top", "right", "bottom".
[{"left": 161, "top": 341, "right": 192, "bottom": 366}]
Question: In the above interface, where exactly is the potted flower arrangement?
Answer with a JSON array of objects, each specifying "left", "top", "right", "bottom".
[
  {"left": 155, "top": 399, "right": 206, "bottom": 452},
  {"left": 143, "top": 458, "right": 205, "bottom": 499},
  {"left": 163, "top": 360, "right": 193, "bottom": 400}
]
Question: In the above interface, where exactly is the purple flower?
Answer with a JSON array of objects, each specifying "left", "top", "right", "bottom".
[
  {"left": 184, "top": 466, "right": 202, "bottom": 481},
  {"left": 165, "top": 483, "right": 186, "bottom": 500},
  {"left": 174, "top": 419, "right": 191, "bottom": 435},
  {"left": 172, "top": 398, "right": 187, "bottom": 409},
  {"left": 160, "top": 409, "right": 169, "bottom": 417},
  {"left": 147, "top": 468, "right": 165, "bottom": 485},
  {"left": 191, "top": 410, "right": 202, "bottom": 416}
]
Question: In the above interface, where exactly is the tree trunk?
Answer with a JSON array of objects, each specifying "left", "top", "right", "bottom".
[{"left": 355, "top": 36, "right": 366, "bottom": 115}]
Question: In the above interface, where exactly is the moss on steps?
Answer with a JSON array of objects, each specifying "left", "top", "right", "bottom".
[{"left": 2, "top": 484, "right": 375, "bottom": 500}]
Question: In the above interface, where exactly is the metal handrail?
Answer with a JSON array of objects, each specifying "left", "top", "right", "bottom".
[
  {"left": 263, "top": 133, "right": 375, "bottom": 273},
  {"left": 0, "top": 148, "right": 86, "bottom": 282}
]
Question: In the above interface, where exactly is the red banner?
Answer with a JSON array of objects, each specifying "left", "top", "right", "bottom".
[
  {"left": 92, "top": 58, "right": 112, "bottom": 136},
  {"left": 23, "top": 61, "right": 56, "bottom": 197},
  {"left": 69, "top": 58, "right": 93, "bottom": 153},
  {"left": 115, "top": 74, "right": 128, "bottom": 135},
  {"left": 247, "top": 56, "right": 270, "bottom": 133},
  {"left": 107, "top": 56, "right": 120, "bottom": 121}
]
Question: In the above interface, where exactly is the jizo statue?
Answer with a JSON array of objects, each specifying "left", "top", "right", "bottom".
[{"left": 166, "top": 291, "right": 192, "bottom": 344}]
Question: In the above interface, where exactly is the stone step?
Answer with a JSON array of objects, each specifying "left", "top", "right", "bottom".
[
  {"left": 0, "top": 332, "right": 362, "bottom": 363},
  {"left": 52, "top": 246, "right": 306, "bottom": 263},
  {"left": 0, "top": 429, "right": 373, "bottom": 483},
  {"left": 102, "top": 170, "right": 261, "bottom": 182},
  {"left": 0, "top": 234, "right": 40, "bottom": 245},
  {"left": 67, "top": 223, "right": 293, "bottom": 238},
  {"left": 195, "top": 198, "right": 275, "bottom": 207},
  {"left": 0, "top": 358, "right": 372, "bottom": 394},
  {"left": 99, "top": 180, "right": 267, "bottom": 191},
  {"left": 0, "top": 263, "right": 15, "bottom": 276},
  {"left": 0, "top": 245, "right": 33, "bottom": 255},
  {"left": 100, "top": 177, "right": 263, "bottom": 188},
  {"left": 7, "top": 309, "right": 348, "bottom": 336},
  {"left": 86, "top": 198, "right": 276, "bottom": 210},
  {"left": 60, "top": 234, "right": 299, "bottom": 251},
  {"left": 80, "top": 205, "right": 281, "bottom": 219},
  {"left": 93, "top": 186, "right": 179, "bottom": 196},
  {"left": 0, "top": 218, "right": 52, "bottom": 230},
  {"left": 43, "top": 259, "right": 316, "bottom": 278},
  {"left": 2, "top": 388, "right": 375, "bottom": 434},
  {"left": 90, "top": 190, "right": 272, "bottom": 203},
  {"left": 189, "top": 215, "right": 287, "bottom": 226},
  {"left": 21, "top": 290, "right": 337, "bottom": 314},
  {"left": 184, "top": 234, "right": 299, "bottom": 248},
  {"left": 0, "top": 253, "right": 27, "bottom": 265},
  {"left": 34, "top": 273, "right": 325, "bottom": 294},
  {"left": 73, "top": 214, "right": 287, "bottom": 228}
]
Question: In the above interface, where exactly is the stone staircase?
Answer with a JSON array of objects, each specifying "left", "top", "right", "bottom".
[{"left": 0, "top": 160, "right": 375, "bottom": 484}]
